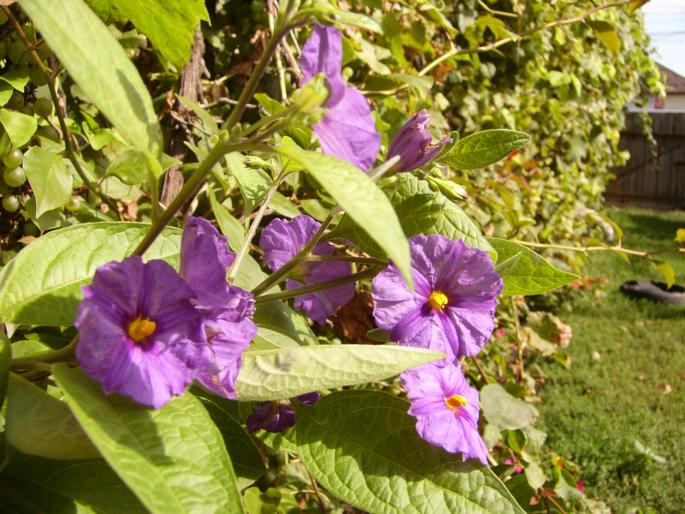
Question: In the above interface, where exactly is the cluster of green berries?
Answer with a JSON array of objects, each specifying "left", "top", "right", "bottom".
[{"left": 2, "top": 148, "right": 24, "bottom": 212}]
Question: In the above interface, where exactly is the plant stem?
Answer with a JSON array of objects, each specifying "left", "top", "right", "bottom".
[
  {"left": 227, "top": 171, "right": 289, "bottom": 281},
  {"left": 2, "top": 6, "right": 119, "bottom": 214},
  {"left": 304, "top": 255, "right": 385, "bottom": 266},
  {"left": 133, "top": 140, "right": 257, "bottom": 256},
  {"left": 510, "top": 297, "right": 524, "bottom": 381},
  {"left": 518, "top": 240, "right": 685, "bottom": 259},
  {"left": 10, "top": 337, "right": 77, "bottom": 370},
  {"left": 255, "top": 267, "right": 380, "bottom": 304},
  {"left": 224, "top": 19, "right": 289, "bottom": 131}
]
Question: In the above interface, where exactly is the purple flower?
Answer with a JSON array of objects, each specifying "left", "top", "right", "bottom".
[
  {"left": 388, "top": 110, "right": 451, "bottom": 172},
  {"left": 247, "top": 392, "right": 320, "bottom": 433},
  {"left": 259, "top": 215, "right": 355, "bottom": 324},
  {"left": 180, "top": 216, "right": 257, "bottom": 399},
  {"left": 402, "top": 363, "right": 488, "bottom": 464},
  {"left": 301, "top": 24, "right": 380, "bottom": 171},
  {"left": 372, "top": 234, "right": 502, "bottom": 362},
  {"left": 76, "top": 256, "right": 213, "bottom": 408}
]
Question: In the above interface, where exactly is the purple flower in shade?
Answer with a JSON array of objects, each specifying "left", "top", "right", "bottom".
[
  {"left": 387, "top": 110, "right": 451, "bottom": 172},
  {"left": 301, "top": 24, "right": 380, "bottom": 171},
  {"left": 372, "top": 234, "right": 503, "bottom": 362},
  {"left": 401, "top": 363, "right": 488, "bottom": 464},
  {"left": 247, "top": 392, "right": 321, "bottom": 433},
  {"left": 180, "top": 216, "right": 257, "bottom": 399},
  {"left": 259, "top": 215, "right": 355, "bottom": 324},
  {"left": 75, "top": 256, "right": 213, "bottom": 408}
]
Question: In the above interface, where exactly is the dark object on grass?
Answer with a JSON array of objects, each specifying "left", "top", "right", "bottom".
[{"left": 620, "top": 280, "right": 685, "bottom": 305}]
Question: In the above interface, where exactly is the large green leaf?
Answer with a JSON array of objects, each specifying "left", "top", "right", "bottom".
[
  {"left": 333, "top": 174, "right": 493, "bottom": 256},
  {"left": 0, "top": 473, "right": 97, "bottom": 514},
  {"left": 253, "top": 300, "right": 318, "bottom": 347},
  {"left": 0, "top": 334, "right": 8, "bottom": 410},
  {"left": 23, "top": 147, "right": 73, "bottom": 217},
  {"left": 5, "top": 454, "right": 146, "bottom": 513},
  {"left": 440, "top": 130, "right": 529, "bottom": 170},
  {"left": 5, "top": 374, "right": 99, "bottom": 459},
  {"left": 197, "top": 395, "right": 266, "bottom": 489},
  {"left": 52, "top": 365, "right": 244, "bottom": 514},
  {"left": 19, "top": 0, "right": 163, "bottom": 156},
  {"left": 277, "top": 138, "right": 412, "bottom": 286},
  {"left": 85, "top": 0, "right": 209, "bottom": 69},
  {"left": 488, "top": 238, "right": 578, "bottom": 295},
  {"left": 235, "top": 344, "right": 444, "bottom": 401},
  {"left": 294, "top": 390, "right": 525, "bottom": 513},
  {"left": 480, "top": 384, "right": 538, "bottom": 431},
  {"left": 0, "top": 223, "right": 181, "bottom": 326},
  {"left": 0, "top": 109, "right": 37, "bottom": 147}
]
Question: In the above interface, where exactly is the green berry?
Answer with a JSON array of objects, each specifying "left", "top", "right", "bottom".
[
  {"left": 2, "top": 194, "right": 20, "bottom": 212},
  {"left": 3, "top": 167, "right": 26, "bottom": 188},
  {"left": 66, "top": 196, "right": 84, "bottom": 212},
  {"left": 3, "top": 149, "right": 23, "bottom": 168},
  {"left": 34, "top": 97, "right": 53, "bottom": 117}
]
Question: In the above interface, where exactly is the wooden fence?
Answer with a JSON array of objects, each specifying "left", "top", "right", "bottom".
[{"left": 606, "top": 111, "right": 685, "bottom": 209}]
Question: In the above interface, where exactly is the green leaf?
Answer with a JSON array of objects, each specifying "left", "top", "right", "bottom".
[
  {"left": 0, "top": 222, "right": 182, "bottom": 326},
  {"left": 0, "top": 70, "right": 30, "bottom": 91},
  {"left": 629, "top": 0, "right": 650, "bottom": 11},
  {"left": 23, "top": 147, "right": 73, "bottom": 217},
  {"left": 5, "top": 454, "right": 146, "bottom": 513},
  {"left": 333, "top": 174, "right": 493, "bottom": 257},
  {"left": 488, "top": 238, "right": 578, "bottom": 295},
  {"left": 85, "top": 0, "right": 209, "bottom": 69},
  {"left": 294, "top": 390, "right": 525, "bottom": 513},
  {"left": 198, "top": 395, "right": 267, "bottom": 489},
  {"left": 0, "top": 109, "right": 37, "bottom": 148},
  {"left": 0, "top": 473, "right": 97, "bottom": 514},
  {"left": 653, "top": 260, "right": 676, "bottom": 289},
  {"left": 253, "top": 300, "right": 318, "bottom": 347},
  {"left": 235, "top": 344, "right": 444, "bottom": 401},
  {"left": 226, "top": 153, "right": 270, "bottom": 214},
  {"left": 332, "top": 10, "right": 381, "bottom": 33},
  {"left": 277, "top": 138, "right": 412, "bottom": 286},
  {"left": 480, "top": 384, "right": 538, "bottom": 431},
  {"left": 674, "top": 228, "right": 685, "bottom": 244},
  {"left": 105, "top": 149, "right": 149, "bottom": 185},
  {"left": 209, "top": 188, "right": 245, "bottom": 252},
  {"left": 588, "top": 20, "right": 622, "bottom": 54},
  {"left": 439, "top": 130, "right": 530, "bottom": 170},
  {"left": 52, "top": 365, "right": 245, "bottom": 514},
  {"left": 0, "top": 333, "right": 9, "bottom": 409},
  {"left": 19, "top": 0, "right": 163, "bottom": 156},
  {"left": 4, "top": 374, "right": 100, "bottom": 459}
]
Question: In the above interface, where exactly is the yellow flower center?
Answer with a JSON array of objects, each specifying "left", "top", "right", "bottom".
[
  {"left": 445, "top": 394, "right": 468, "bottom": 413},
  {"left": 127, "top": 316, "right": 156, "bottom": 343},
  {"left": 428, "top": 290, "right": 449, "bottom": 311}
]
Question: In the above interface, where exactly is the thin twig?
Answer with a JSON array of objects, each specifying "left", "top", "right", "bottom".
[
  {"left": 518, "top": 240, "right": 685, "bottom": 259},
  {"left": 255, "top": 267, "right": 380, "bottom": 304},
  {"left": 227, "top": 171, "right": 289, "bottom": 281}
]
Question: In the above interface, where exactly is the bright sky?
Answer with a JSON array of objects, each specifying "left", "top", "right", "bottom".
[{"left": 643, "top": 0, "right": 685, "bottom": 76}]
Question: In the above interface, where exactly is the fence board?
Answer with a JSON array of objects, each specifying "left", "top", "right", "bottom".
[{"left": 607, "top": 111, "right": 685, "bottom": 209}]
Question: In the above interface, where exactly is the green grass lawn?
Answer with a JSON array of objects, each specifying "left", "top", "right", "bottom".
[{"left": 536, "top": 208, "right": 685, "bottom": 513}]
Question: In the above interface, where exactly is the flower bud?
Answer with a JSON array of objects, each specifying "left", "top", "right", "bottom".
[{"left": 388, "top": 110, "right": 451, "bottom": 172}]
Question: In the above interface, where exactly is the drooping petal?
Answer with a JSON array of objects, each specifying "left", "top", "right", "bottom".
[
  {"left": 312, "top": 85, "right": 381, "bottom": 171},
  {"left": 300, "top": 25, "right": 380, "bottom": 171},
  {"left": 300, "top": 24, "right": 345, "bottom": 105},
  {"left": 180, "top": 216, "right": 235, "bottom": 311},
  {"left": 198, "top": 316, "right": 257, "bottom": 398}
]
